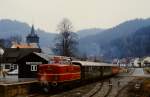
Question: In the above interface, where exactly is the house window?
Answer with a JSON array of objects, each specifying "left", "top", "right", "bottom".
[
  {"left": 5, "top": 64, "right": 11, "bottom": 69},
  {"left": 31, "top": 65, "right": 37, "bottom": 71},
  {"left": 11, "top": 65, "right": 14, "bottom": 70},
  {"left": 13, "top": 64, "right": 18, "bottom": 70}
]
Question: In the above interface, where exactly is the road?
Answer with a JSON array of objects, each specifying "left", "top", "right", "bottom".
[{"left": 118, "top": 68, "right": 150, "bottom": 77}]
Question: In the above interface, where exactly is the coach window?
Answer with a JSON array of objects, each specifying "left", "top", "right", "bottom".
[
  {"left": 89, "top": 66, "right": 92, "bottom": 72},
  {"left": 85, "top": 67, "right": 88, "bottom": 72},
  {"left": 31, "top": 65, "right": 37, "bottom": 71},
  {"left": 91, "top": 66, "right": 93, "bottom": 71},
  {"left": 88, "top": 67, "right": 90, "bottom": 72}
]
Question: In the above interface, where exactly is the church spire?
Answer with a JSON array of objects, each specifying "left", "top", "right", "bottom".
[
  {"left": 26, "top": 24, "right": 40, "bottom": 48},
  {"left": 31, "top": 25, "right": 35, "bottom": 36}
]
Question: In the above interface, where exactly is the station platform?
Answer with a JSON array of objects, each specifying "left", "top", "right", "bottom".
[
  {"left": 0, "top": 75, "right": 40, "bottom": 97},
  {"left": 0, "top": 75, "right": 38, "bottom": 84}
]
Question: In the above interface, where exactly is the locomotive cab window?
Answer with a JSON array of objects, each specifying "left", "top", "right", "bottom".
[{"left": 31, "top": 65, "right": 37, "bottom": 71}]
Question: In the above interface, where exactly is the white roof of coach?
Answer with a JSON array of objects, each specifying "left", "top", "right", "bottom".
[{"left": 72, "top": 61, "right": 118, "bottom": 67}]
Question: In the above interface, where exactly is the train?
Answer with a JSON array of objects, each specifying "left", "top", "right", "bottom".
[{"left": 38, "top": 57, "right": 119, "bottom": 91}]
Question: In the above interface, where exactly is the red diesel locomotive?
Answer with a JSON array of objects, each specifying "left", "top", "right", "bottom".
[
  {"left": 38, "top": 63, "right": 81, "bottom": 86},
  {"left": 38, "top": 57, "right": 119, "bottom": 89}
]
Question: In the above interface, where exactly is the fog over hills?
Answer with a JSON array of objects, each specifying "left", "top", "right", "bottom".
[
  {"left": 79, "top": 18, "right": 150, "bottom": 58},
  {"left": 0, "top": 19, "right": 56, "bottom": 48},
  {"left": 1, "top": 18, "right": 150, "bottom": 58},
  {"left": 0, "top": 19, "right": 30, "bottom": 38},
  {"left": 0, "top": 19, "right": 102, "bottom": 48},
  {"left": 77, "top": 28, "right": 104, "bottom": 39},
  {"left": 110, "top": 25, "right": 150, "bottom": 58}
]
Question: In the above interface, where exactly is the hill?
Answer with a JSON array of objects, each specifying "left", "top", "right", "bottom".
[
  {"left": 79, "top": 18, "right": 150, "bottom": 58},
  {"left": 0, "top": 19, "right": 56, "bottom": 48},
  {"left": 1, "top": 18, "right": 150, "bottom": 58},
  {"left": 110, "top": 26, "right": 150, "bottom": 58},
  {"left": 77, "top": 28, "right": 104, "bottom": 39},
  {"left": 0, "top": 19, "right": 104, "bottom": 54}
]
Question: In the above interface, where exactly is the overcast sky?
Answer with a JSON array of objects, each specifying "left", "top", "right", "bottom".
[{"left": 0, "top": 0, "right": 150, "bottom": 32}]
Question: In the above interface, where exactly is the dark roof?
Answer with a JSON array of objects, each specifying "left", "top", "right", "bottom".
[
  {"left": 0, "top": 48, "right": 41, "bottom": 63},
  {"left": 34, "top": 52, "right": 51, "bottom": 61}
]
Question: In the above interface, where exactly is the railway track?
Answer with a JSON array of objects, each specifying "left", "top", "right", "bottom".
[
  {"left": 115, "top": 77, "right": 145, "bottom": 97},
  {"left": 103, "top": 82, "right": 112, "bottom": 97},
  {"left": 27, "top": 72, "right": 135, "bottom": 97},
  {"left": 27, "top": 93, "right": 51, "bottom": 97},
  {"left": 89, "top": 82, "right": 103, "bottom": 97},
  {"left": 114, "top": 68, "right": 136, "bottom": 97},
  {"left": 83, "top": 79, "right": 113, "bottom": 97},
  {"left": 26, "top": 76, "right": 135, "bottom": 97},
  {"left": 89, "top": 81, "right": 112, "bottom": 97},
  {"left": 83, "top": 76, "right": 135, "bottom": 97},
  {"left": 81, "top": 82, "right": 103, "bottom": 97},
  {"left": 105, "top": 69, "right": 135, "bottom": 97}
]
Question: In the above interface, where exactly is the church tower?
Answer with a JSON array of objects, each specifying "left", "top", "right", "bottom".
[{"left": 26, "top": 25, "right": 40, "bottom": 47}]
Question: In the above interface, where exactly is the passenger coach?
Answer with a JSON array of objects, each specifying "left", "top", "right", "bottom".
[{"left": 72, "top": 61, "right": 119, "bottom": 81}]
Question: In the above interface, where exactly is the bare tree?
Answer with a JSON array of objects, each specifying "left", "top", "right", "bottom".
[
  {"left": 53, "top": 18, "right": 78, "bottom": 57},
  {"left": 0, "top": 39, "right": 5, "bottom": 47},
  {"left": 0, "top": 39, "right": 11, "bottom": 48},
  {"left": 81, "top": 52, "right": 88, "bottom": 61}
]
